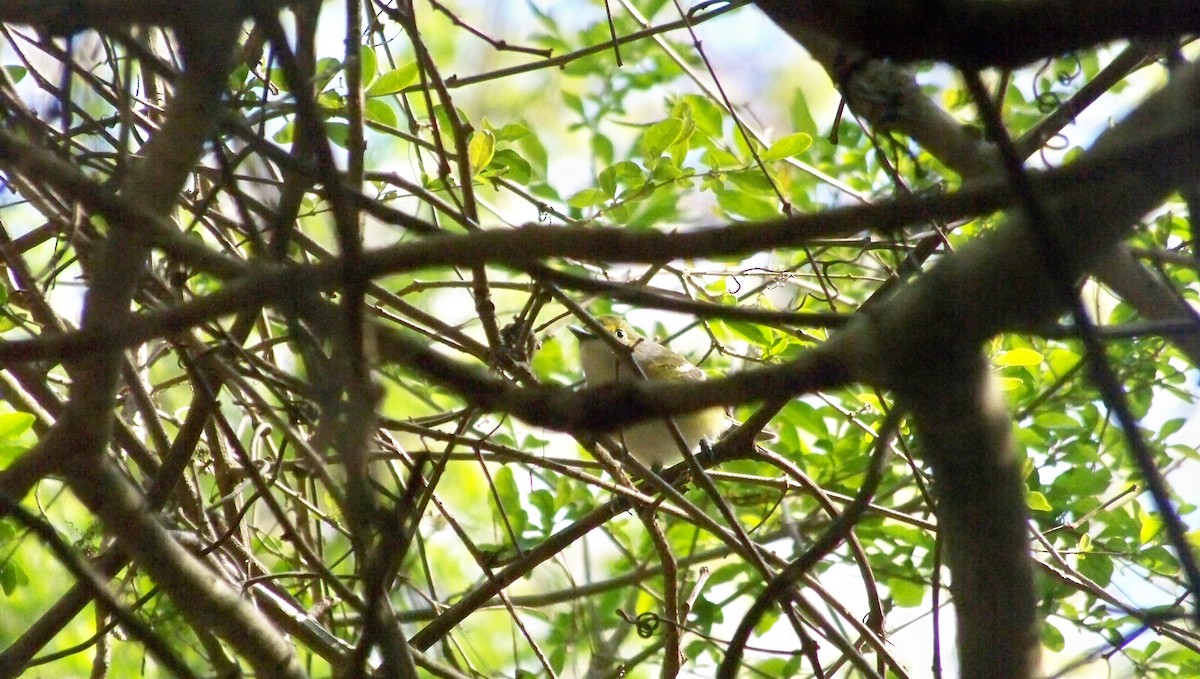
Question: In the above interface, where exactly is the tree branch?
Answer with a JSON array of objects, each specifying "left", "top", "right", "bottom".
[{"left": 754, "top": 0, "right": 1200, "bottom": 69}]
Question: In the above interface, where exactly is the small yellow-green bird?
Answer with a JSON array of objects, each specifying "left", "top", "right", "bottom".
[{"left": 571, "top": 315, "right": 727, "bottom": 466}]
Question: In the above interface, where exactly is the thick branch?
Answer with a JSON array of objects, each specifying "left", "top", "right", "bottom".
[
  {"left": 825, "top": 56, "right": 1200, "bottom": 679},
  {"left": 754, "top": 0, "right": 1200, "bottom": 69},
  {"left": 755, "top": 2, "right": 1200, "bottom": 368},
  {"left": 908, "top": 357, "right": 1037, "bottom": 679},
  {"left": 0, "top": 9, "right": 310, "bottom": 678}
]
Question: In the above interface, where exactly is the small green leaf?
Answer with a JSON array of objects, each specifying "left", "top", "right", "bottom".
[
  {"left": 667, "top": 117, "right": 696, "bottom": 163},
  {"left": 1032, "top": 412, "right": 1077, "bottom": 429},
  {"left": 317, "top": 89, "right": 344, "bottom": 112},
  {"left": 598, "top": 161, "right": 644, "bottom": 196},
  {"left": 1158, "top": 417, "right": 1186, "bottom": 440},
  {"left": 492, "top": 122, "right": 531, "bottom": 142},
  {"left": 678, "top": 94, "right": 724, "bottom": 138},
  {"left": 856, "top": 392, "right": 884, "bottom": 412},
  {"left": 995, "top": 348, "right": 1043, "bottom": 367},
  {"left": 566, "top": 187, "right": 610, "bottom": 209},
  {"left": 1139, "top": 507, "right": 1163, "bottom": 543},
  {"left": 887, "top": 578, "right": 925, "bottom": 607},
  {"left": 363, "top": 99, "right": 397, "bottom": 128},
  {"left": 273, "top": 121, "right": 294, "bottom": 144},
  {"left": 312, "top": 57, "right": 342, "bottom": 92},
  {"left": 529, "top": 489, "right": 557, "bottom": 536},
  {"left": 0, "top": 412, "right": 34, "bottom": 441},
  {"left": 4, "top": 66, "right": 27, "bottom": 84},
  {"left": 468, "top": 130, "right": 495, "bottom": 174},
  {"left": 650, "top": 159, "right": 683, "bottom": 182},
  {"left": 1078, "top": 551, "right": 1113, "bottom": 586},
  {"left": 359, "top": 45, "right": 377, "bottom": 88},
  {"left": 760, "top": 132, "right": 812, "bottom": 161},
  {"left": 325, "top": 122, "right": 349, "bottom": 148},
  {"left": 789, "top": 89, "right": 818, "bottom": 139},
  {"left": 481, "top": 149, "right": 532, "bottom": 184},
  {"left": 639, "top": 117, "right": 684, "bottom": 161},
  {"left": 366, "top": 62, "right": 418, "bottom": 97},
  {"left": 715, "top": 190, "right": 779, "bottom": 220},
  {"left": 1040, "top": 621, "right": 1065, "bottom": 652},
  {"left": 591, "top": 133, "right": 615, "bottom": 166},
  {"left": 1026, "top": 491, "right": 1052, "bottom": 512},
  {"left": 753, "top": 607, "right": 780, "bottom": 635},
  {"left": 562, "top": 91, "right": 584, "bottom": 115},
  {"left": 492, "top": 466, "right": 528, "bottom": 538},
  {"left": 0, "top": 561, "right": 29, "bottom": 596}
]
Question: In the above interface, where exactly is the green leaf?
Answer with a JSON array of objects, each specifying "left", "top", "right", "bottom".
[
  {"left": 0, "top": 561, "right": 29, "bottom": 596},
  {"left": 313, "top": 57, "right": 342, "bottom": 92},
  {"left": 753, "top": 607, "right": 779, "bottom": 635},
  {"left": 677, "top": 94, "right": 724, "bottom": 138},
  {"left": 363, "top": 99, "right": 397, "bottom": 128},
  {"left": 492, "top": 466, "right": 528, "bottom": 538},
  {"left": 492, "top": 122, "right": 531, "bottom": 142},
  {"left": 468, "top": 130, "right": 496, "bottom": 174},
  {"left": 1050, "top": 467, "right": 1111, "bottom": 498},
  {"left": 566, "top": 187, "right": 610, "bottom": 209},
  {"left": 1158, "top": 417, "right": 1186, "bottom": 440},
  {"left": 529, "top": 489, "right": 557, "bottom": 536},
  {"left": 317, "top": 89, "right": 344, "bottom": 113},
  {"left": 591, "top": 133, "right": 614, "bottom": 166},
  {"left": 1139, "top": 507, "right": 1163, "bottom": 543},
  {"left": 1040, "top": 620, "right": 1065, "bottom": 652},
  {"left": 760, "top": 132, "right": 812, "bottom": 161},
  {"left": 639, "top": 117, "right": 684, "bottom": 161},
  {"left": 561, "top": 91, "right": 584, "bottom": 115},
  {"left": 667, "top": 117, "right": 696, "bottom": 164},
  {"left": 1078, "top": 551, "right": 1113, "bottom": 586},
  {"left": 366, "top": 62, "right": 418, "bottom": 97},
  {"left": 887, "top": 578, "right": 925, "bottom": 607},
  {"left": 482, "top": 149, "right": 532, "bottom": 184},
  {"left": 995, "top": 348, "right": 1043, "bottom": 367},
  {"left": 273, "top": 121, "right": 294, "bottom": 144},
  {"left": 1026, "top": 491, "right": 1052, "bottom": 512},
  {"left": 715, "top": 190, "right": 779, "bottom": 220},
  {"left": 1032, "top": 412, "right": 1077, "bottom": 429},
  {"left": 789, "top": 89, "right": 818, "bottom": 139},
  {"left": 359, "top": 45, "right": 377, "bottom": 88},
  {"left": 598, "top": 161, "right": 644, "bottom": 196},
  {"left": 0, "top": 412, "right": 34, "bottom": 441},
  {"left": 325, "top": 122, "right": 349, "bottom": 148},
  {"left": 650, "top": 158, "right": 684, "bottom": 182}
]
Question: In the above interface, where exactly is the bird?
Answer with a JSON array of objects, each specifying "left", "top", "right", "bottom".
[{"left": 570, "top": 315, "right": 727, "bottom": 467}]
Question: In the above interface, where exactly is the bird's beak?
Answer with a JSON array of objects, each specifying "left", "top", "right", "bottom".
[{"left": 569, "top": 325, "right": 594, "bottom": 341}]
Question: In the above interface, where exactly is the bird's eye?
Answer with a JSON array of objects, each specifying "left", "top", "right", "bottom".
[{"left": 614, "top": 329, "right": 625, "bottom": 339}]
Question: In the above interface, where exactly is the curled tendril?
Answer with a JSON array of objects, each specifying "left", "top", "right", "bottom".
[
  {"left": 688, "top": 0, "right": 740, "bottom": 20},
  {"left": 1035, "top": 89, "right": 1062, "bottom": 115},
  {"left": 1056, "top": 53, "right": 1083, "bottom": 86},
  {"left": 633, "top": 611, "right": 662, "bottom": 639},
  {"left": 617, "top": 609, "right": 665, "bottom": 638},
  {"left": 1031, "top": 52, "right": 1083, "bottom": 115}
]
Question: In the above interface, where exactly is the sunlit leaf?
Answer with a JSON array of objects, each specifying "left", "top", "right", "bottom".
[
  {"left": 760, "top": 132, "right": 812, "bottom": 161},
  {"left": 995, "top": 348, "right": 1044, "bottom": 367},
  {"left": 468, "top": 130, "right": 496, "bottom": 174},
  {"left": 640, "top": 117, "right": 684, "bottom": 161},
  {"left": 1026, "top": 491, "right": 1052, "bottom": 512},
  {"left": 366, "top": 62, "right": 419, "bottom": 97}
]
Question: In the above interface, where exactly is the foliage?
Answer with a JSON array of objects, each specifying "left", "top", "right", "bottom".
[{"left": 0, "top": 1, "right": 1197, "bottom": 678}]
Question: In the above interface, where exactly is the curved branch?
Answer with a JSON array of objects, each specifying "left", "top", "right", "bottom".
[{"left": 754, "top": 0, "right": 1200, "bottom": 69}]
